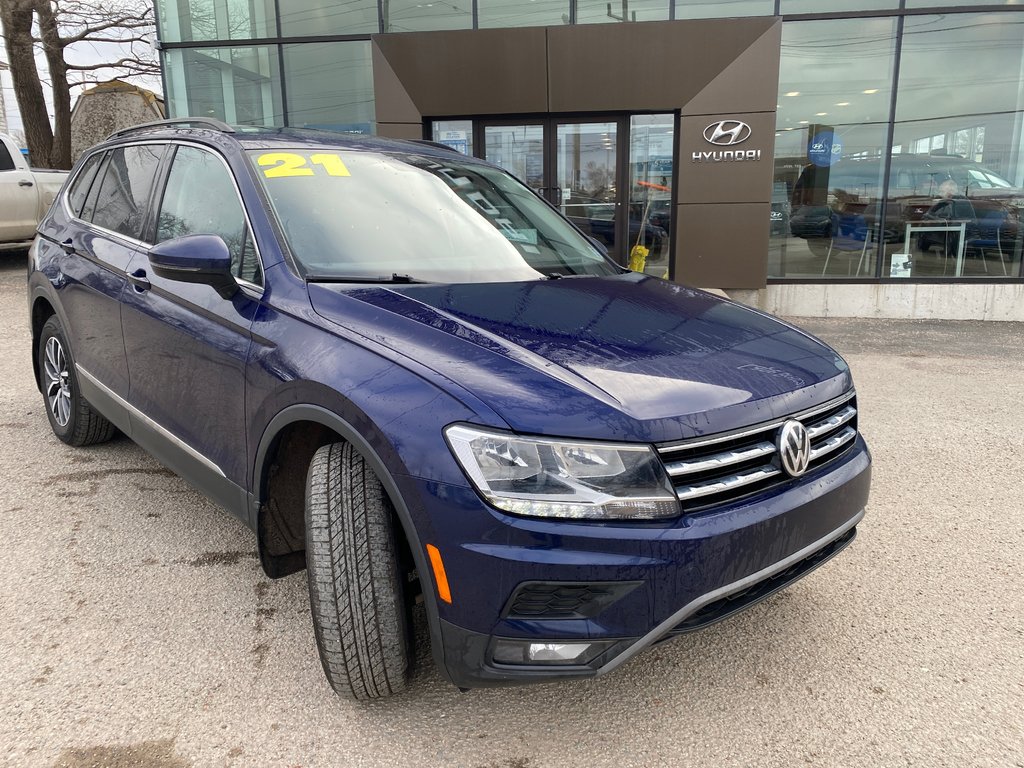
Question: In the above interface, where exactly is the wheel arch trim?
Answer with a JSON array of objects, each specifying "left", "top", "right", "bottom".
[{"left": 251, "top": 403, "right": 454, "bottom": 685}]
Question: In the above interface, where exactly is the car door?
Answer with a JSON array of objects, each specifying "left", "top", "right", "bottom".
[
  {"left": 120, "top": 143, "right": 264, "bottom": 519},
  {"left": 54, "top": 144, "right": 165, "bottom": 423},
  {"left": 0, "top": 139, "right": 40, "bottom": 241}
]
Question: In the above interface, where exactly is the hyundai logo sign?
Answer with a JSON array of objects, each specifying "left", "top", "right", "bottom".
[
  {"left": 703, "top": 120, "right": 752, "bottom": 146},
  {"left": 693, "top": 119, "right": 762, "bottom": 163}
]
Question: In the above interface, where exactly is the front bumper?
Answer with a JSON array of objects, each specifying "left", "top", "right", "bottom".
[{"left": 407, "top": 436, "right": 871, "bottom": 689}]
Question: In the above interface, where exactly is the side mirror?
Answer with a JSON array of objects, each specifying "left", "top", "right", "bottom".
[{"left": 148, "top": 234, "right": 237, "bottom": 300}]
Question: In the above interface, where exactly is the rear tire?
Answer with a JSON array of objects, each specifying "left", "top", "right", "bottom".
[
  {"left": 305, "top": 441, "right": 410, "bottom": 700},
  {"left": 38, "top": 316, "right": 116, "bottom": 447}
]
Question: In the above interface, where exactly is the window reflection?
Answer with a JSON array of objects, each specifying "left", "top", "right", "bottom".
[
  {"left": 279, "top": 0, "right": 379, "bottom": 36},
  {"left": 283, "top": 42, "right": 375, "bottom": 132},
  {"left": 158, "top": 147, "right": 261, "bottom": 284},
  {"left": 164, "top": 46, "right": 283, "bottom": 126},
  {"left": 629, "top": 114, "right": 673, "bottom": 277},
  {"left": 382, "top": 0, "right": 472, "bottom": 32},
  {"left": 576, "top": 0, "right": 669, "bottom": 24},
  {"left": 885, "top": 13, "right": 1024, "bottom": 278},
  {"left": 89, "top": 146, "right": 164, "bottom": 241},
  {"left": 674, "top": 0, "right": 771, "bottom": 19},
  {"left": 248, "top": 150, "right": 618, "bottom": 282},
  {"left": 770, "top": 18, "right": 896, "bottom": 278},
  {"left": 484, "top": 124, "right": 545, "bottom": 190},
  {"left": 155, "top": 0, "right": 276, "bottom": 42},
  {"left": 478, "top": 0, "right": 570, "bottom": 28},
  {"left": 432, "top": 121, "right": 474, "bottom": 155},
  {"left": 780, "top": 0, "right": 897, "bottom": 12}
]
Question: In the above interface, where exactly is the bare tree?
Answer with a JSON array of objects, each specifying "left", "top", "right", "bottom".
[{"left": 0, "top": 0, "right": 158, "bottom": 168}]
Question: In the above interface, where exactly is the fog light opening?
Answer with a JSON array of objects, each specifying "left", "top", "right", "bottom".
[{"left": 491, "top": 638, "right": 614, "bottom": 666}]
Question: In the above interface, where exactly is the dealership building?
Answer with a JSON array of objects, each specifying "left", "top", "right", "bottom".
[{"left": 154, "top": 1, "right": 1024, "bottom": 319}]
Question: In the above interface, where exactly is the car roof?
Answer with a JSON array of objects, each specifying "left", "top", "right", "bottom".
[{"left": 96, "top": 119, "right": 467, "bottom": 162}]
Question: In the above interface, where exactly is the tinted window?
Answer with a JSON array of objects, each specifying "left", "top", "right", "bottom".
[
  {"left": 90, "top": 145, "right": 164, "bottom": 240},
  {"left": 67, "top": 153, "right": 104, "bottom": 217},
  {"left": 0, "top": 141, "right": 15, "bottom": 172},
  {"left": 953, "top": 200, "right": 975, "bottom": 219},
  {"left": 157, "top": 145, "right": 262, "bottom": 285}
]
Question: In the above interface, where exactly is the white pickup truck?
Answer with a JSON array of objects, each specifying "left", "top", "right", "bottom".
[{"left": 1, "top": 133, "right": 68, "bottom": 249}]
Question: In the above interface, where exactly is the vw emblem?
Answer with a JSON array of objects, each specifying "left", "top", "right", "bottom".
[
  {"left": 777, "top": 420, "right": 811, "bottom": 477},
  {"left": 703, "top": 120, "right": 752, "bottom": 146}
]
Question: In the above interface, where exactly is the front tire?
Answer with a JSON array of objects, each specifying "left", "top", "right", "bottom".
[
  {"left": 38, "top": 316, "right": 116, "bottom": 447},
  {"left": 305, "top": 442, "right": 410, "bottom": 700}
]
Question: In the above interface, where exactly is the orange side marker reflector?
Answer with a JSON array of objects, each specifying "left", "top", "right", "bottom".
[{"left": 426, "top": 544, "right": 453, "bottom": 604}]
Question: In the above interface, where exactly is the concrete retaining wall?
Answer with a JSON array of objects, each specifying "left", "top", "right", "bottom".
[{"left": 728, "top": 283, "right": 1024, "bottom": 322}]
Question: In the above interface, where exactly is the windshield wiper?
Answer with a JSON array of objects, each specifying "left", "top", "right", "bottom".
[{"left": 305, "top": 273, "right": 430, "bottom": 284}]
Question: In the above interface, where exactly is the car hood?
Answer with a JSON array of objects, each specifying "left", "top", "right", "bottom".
[{"left": 308, "top": 273, "right": 853, "bottom": 443}]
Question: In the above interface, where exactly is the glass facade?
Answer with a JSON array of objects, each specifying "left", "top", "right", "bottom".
[
  {"left": 780, "top": 0, "right": 898, "bottom": 13},
  {"left": 156, "top": 0, "right": 277, "bottom": 41},
  {"left": 279, "top": 0, "right": 379, "bottom": 36},
  {"left": 629, "top": 114, "right": 674, "bottom": 276},
  {"left": 164, "top": 46, "right": 283, "bottom": 126},
  {"left": 382, "top": 0, "right": 473, "bottom": 32},
  {"left": 675, "top": 1, "right": 772, "bottom": 19},
  {"left": 478, "top": 0, "right": 570, "bottom": 28},
  {"left": 771, "top": 10, "right": 1024, "bottom": 280},
  {"left": 283, "top": 42, "right": 375, "bottom": 131},
  {"left": 770, "top": 18, "right": 897, "bottom": 279},
  {"left": 159, "top": 2, "right": 1024, "bottom": 282},
  {"left": 576, "top": 0, "right": 668, "bottom": 24}
]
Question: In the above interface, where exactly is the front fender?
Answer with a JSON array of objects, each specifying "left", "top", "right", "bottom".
[{"left": 249, "top": 401, "right": 460, "bottom": 687}]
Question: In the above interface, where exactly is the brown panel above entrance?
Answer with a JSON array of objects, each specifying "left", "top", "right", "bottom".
[
  {"left": 373, "top": 27, "right": 548, "bottom": 119},
  {"left": 546, "top": 19, "right": 776, "bottom": 114}
]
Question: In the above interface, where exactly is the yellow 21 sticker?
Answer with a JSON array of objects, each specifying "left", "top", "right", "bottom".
[{"left": 257, "top": 152, "right": 350, "bottom": 178}]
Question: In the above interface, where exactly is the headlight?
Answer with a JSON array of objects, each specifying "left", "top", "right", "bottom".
[{"left": 444, "top": 425, "right": 680, "bottom": 520}]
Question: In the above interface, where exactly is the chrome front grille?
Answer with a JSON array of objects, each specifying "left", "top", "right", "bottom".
[{"left": 657, "top": 391, "right": 859, "bottom": 511}]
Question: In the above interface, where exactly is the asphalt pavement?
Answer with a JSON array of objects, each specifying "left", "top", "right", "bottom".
[{"left": 1, "top": 251, "right": 1022, "bottom": 767}]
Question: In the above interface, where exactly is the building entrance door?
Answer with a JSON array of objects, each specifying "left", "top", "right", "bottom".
[
  {"left": 432, "top": 114, "right": 674, "bottom": 271},
  {"left": 478, "top": 117, "right": 624, "bottom": 262}
]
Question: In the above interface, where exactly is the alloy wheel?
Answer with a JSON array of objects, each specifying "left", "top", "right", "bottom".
[{"left": 44, "top": 336, "right": 72, "bottom": 427}]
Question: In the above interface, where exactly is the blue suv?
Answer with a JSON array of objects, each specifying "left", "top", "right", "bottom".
[{"left": 27, "top": 119, "right": 871, "bottom": 699}]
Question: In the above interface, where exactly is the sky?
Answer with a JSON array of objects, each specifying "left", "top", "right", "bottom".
[{"left": 0, "top": 18, "right": 163, "bottom": 135}]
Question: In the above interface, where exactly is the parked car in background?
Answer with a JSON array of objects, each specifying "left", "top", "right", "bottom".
[
  {"left": 564, "top": 198, "right": 668, "bottom": 252},
  {"left": 0, "top": 133, "right": 68, "bottom": 249},
  {"left": 916, "top": 197, "right": 1021, "bottom": 261},
  {"left": 29, "top": 119, "right": 871, "bottom": 701}
]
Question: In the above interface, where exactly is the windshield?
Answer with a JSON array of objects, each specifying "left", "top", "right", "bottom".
[
  {"left": 922, "top": 164, "right": 1015, "bottom": 194},
  {"left": 247, "top": 148, "right": 620, "bottom": 282}
]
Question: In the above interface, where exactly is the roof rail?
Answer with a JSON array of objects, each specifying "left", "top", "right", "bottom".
[{"left": 108, "top": 118, "right": 236, "bottom": 140}]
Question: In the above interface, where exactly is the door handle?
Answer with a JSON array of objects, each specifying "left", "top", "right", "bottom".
[
  {"left": 128, "top": 268, "right": 151, "bottom": 292},
  {"left": 19, "top": 179, "right": 34, "bottom": 188},
  {"left": 60, "top": 238, "right": 76, "bottom": 255}
]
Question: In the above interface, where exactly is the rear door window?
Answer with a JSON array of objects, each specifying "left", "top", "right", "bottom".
[
  {"left": 89, "top": 145, "right": 164, "bottom": 240},
  {"left": 953, "top": 200, "right": 974, "bottom": 219}
]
